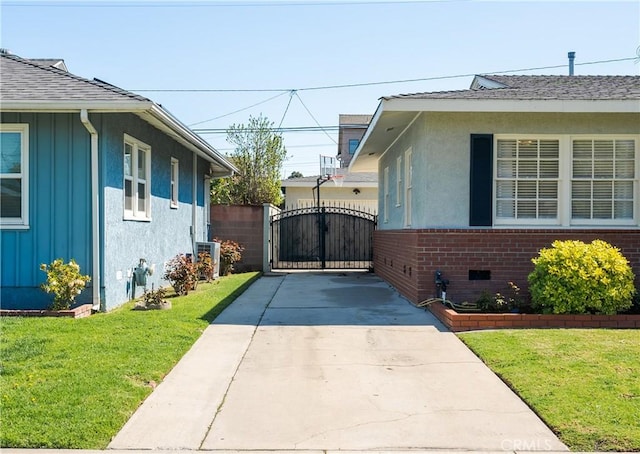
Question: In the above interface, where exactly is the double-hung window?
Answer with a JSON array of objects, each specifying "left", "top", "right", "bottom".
[
  {"left": 383, "top": 166, "right": 389, "bottom": 223},
  {"left": 404, "top": 148, "right": 412, "bottom": 227},
  {"left": 0, "top": 124, "right": 29, "bottom": 228},
  {"left": 571, "top": 138, "right": 635, "bottom": 223},
  {"left": 495, "top": 137, "right": 560, "bottom": 224},
  {"left": 493, "top": 135, "right": 638, "bottom": 226},
  {"left": 124, "top": 135, "right": 151, "bottom": 220},
  {"left": 396, "top": 156, "right": 402, "bottom": 207}
]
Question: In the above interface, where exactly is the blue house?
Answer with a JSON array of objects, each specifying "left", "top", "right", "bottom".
[{"left": 0, "top": 53, "right": 237, "bottom": 311}]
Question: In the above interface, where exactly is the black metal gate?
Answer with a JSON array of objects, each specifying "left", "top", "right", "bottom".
[{"left": 270, "top": 206, "right": 377, "bottom": 270}]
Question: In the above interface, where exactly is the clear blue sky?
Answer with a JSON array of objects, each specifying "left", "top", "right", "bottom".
[{"left": 1, "top": 0, "right": 638, "bottom": 177}]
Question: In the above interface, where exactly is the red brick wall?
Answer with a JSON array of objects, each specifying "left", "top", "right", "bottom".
[
  {"left": 374, "top": 229, "right": 640, "bottom": 305},
  {"left": 210, "top": 205, "right": 265, "bottom": 272}
]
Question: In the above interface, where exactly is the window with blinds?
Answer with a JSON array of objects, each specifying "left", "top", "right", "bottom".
[
  {"left": 495, "top": 138, "right": 559, "bottom": 222},
  {"left": 572, "top": 139, "right": 635, "bottom": 221}
]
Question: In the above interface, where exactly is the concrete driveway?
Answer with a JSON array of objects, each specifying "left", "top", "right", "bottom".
[{"left": 109, "top": 272, "right": 567, "bottom": 451}]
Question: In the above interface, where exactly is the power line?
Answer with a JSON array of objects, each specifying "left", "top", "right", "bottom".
[
  {"left": 193, "top": 125, "right": 339, "bottom": 133},
  {"left": 4, "top": 0, "right": 467, "bottom": 7},
  {"left": 188, "top": 91, "right": 289, "bottom": 126},
  {"left": 293, "top": 91, "right": 338, "bottom": 145},
  {"left": 129, "top": 56, "right": 638, "bottom": 93}
]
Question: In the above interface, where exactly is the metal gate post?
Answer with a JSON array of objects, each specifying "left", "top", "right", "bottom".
[{"left": 320, "top": 206, "right": 326, "bottom": 269}]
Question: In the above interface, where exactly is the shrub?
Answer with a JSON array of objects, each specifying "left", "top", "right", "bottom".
[
  {"left": 528, "top": 239, "right": 635, "bottom": 314},
  {"left": 475, "top": 282, "right": 525, "bottom": 313},
  {"left": 215, "top": 238, "right": 244, "bottom": 276},
  {"left": 40, "top": 259, "right": 91, "bottom": 310},
  {"left": 196, "top": 251, "right": 215, "bottom": 282},
  {"left": 163, "top": 254, "right": 198, "bottom": 295},
  {"left": 135, "top": 285, "right": 170, "bottom": 310}
]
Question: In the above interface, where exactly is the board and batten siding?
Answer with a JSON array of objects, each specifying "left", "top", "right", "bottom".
[{"left": 0, "top": 112, "right": 92, "bottom": 309}]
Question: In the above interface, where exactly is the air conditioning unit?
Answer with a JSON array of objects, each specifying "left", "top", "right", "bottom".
[{"left": 195, "top": 241, "right": 221, "bottom": 279}]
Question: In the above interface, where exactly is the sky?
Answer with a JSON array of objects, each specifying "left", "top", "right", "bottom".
[{"left": 1, "top": 0, "right": 639, "bottom": 177}]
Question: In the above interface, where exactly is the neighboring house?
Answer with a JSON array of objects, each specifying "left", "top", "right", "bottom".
[
  {"left": 0, "top": 53, "right": 237, "bottom": 311},
  {"left": 337, "top": 114, "right": 372, "bottom": 168},
  {"left": 281, "top": 168, "right": 378, "bottom": 213},
  {"left": 349, "top": 74, "right": 640, "bottom": 304}
]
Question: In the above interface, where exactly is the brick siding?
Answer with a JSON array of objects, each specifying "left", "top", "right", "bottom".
[{"left": 374, "top": 229, "right": 640, "bottom": 305}]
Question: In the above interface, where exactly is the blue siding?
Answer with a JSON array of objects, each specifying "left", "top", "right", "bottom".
[
  {"left": 98, "top": 113, "right": 210, "bottom": 310},
  {"left": 1, "top": 112, "right": 92, "bottom": 309}
]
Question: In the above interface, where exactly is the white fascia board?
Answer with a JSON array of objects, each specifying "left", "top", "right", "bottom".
[
  {"left": 348, "top": 100, "right": 384, "bottom": 172},
  {"left": 383, "top": 98, "right": 640, "bottom": 113},
  {"left": 146, "top": 105, "right": 238, "bottom": 175},
  {"left": 281, "top": 181, "right": 377, "bottom": 188},
  {"left": 0, "top": 100, "right": 153, "bottom": 112}
]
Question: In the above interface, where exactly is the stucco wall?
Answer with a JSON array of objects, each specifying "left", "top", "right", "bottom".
[
  {"left": 1, "top": 112, "right": 92, "bottom": 309},
  {"left": 378, "top": 112, "right": 640, "bottom": 230},
  {"left": 99, "top": 113, "right": 210, "bottom": 310}
]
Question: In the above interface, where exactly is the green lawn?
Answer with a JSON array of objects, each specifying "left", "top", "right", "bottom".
[
  {"left": 0, "top": 272, "right": 260, "bottom": 449},
  {"left": 458, "top": 329, "right": 640, "bottom": 452}
]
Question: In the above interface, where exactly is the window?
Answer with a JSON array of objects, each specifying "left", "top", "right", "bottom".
[
  {"left": 170, "top": 157, "right": 179, "bottom": 208},
  {"left": 0, "top": 124, "right": 29, "bottom": 228},
  {"left": 495, "top": 137, "right": 560, "bottom": 224},
  {"left": 572, "top": 139, "right": 635, "bottom": 222},
  {"left": 396, "top": 156, "right": 402, "bottom": 207},
  {"left": 383, "top": 166, "right": 389, "bottom": 223},
  {"left": 349, "top": 139, "right": 359, "bottom": 155},
  {"left": 405, "top": 148, "right": 412, "bottom": 227},
  {"left": 124, "top": 135, "right": 151, "bottom": 220},
  {"left": 492, "top": 135, "right": 638, "bottom": 226}
]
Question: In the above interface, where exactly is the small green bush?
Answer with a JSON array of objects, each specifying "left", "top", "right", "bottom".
[
  {"left": 528, "top": 239, "right": 635, "bottom": 314},
  {"left": 40, "top": 259, "right": 91, "bottom": 310}
]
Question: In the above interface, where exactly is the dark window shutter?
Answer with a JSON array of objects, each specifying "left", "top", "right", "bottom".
[{"left": 469, "top": 134, "right": 493, "bottom": 226}]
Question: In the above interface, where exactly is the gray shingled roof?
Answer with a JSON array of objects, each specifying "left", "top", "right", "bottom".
[
  {"left": 0, "top": 53, "right": 149, "bottom": 102},
  {"left": 385, "top": 75, "right": 640, "bottom": 101}
]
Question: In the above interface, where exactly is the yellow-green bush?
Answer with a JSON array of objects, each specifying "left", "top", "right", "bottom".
[{"left": 528, "top": 239, "right": 635, "bottom": 314}]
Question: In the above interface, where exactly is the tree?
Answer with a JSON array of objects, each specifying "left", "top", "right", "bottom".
[
  {"left": 211, "top": 115, "right": 288, "bottom": 205},
  {"left": 288, "top": 171, "right": 304, "bottom": 179}
]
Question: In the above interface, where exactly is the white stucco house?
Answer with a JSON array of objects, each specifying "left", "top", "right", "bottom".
[{"left": 349, "top": 74, "right": 640, "bottom": 304}]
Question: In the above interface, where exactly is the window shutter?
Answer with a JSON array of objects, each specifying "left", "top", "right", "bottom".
[{"left": 470, "top": 134, "right": 493, "bottom": 226}]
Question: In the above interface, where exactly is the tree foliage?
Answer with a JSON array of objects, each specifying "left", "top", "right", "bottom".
[
  {"left": 211, "top": 115, "right": 287, "bottom": 205},
  {"left": 288, "top": 171, "right": 304, "bottom": 179}
]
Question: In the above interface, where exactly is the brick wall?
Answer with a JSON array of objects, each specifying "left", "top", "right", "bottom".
[
  {"left": 374, "top": 229, "right": 640, "bottom": 305},
  {"left": 210, "top": 205, "right": 265, "bottom": 272}
]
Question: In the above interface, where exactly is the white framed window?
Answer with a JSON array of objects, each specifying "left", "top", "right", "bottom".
[
  {"left": 124, "top": 134, "right": 151, "bottom": 221},
  {"left": 405, "top": 148, "right": 412, "bottom": 227},
  {"left": 383, "top": 166, "right": 389, "bottom": 223},
  {"left": 495, "top": 137, "right": 560, "bottom": 224},
  {"left": 0, "top": 124, "right": 29, "bottom": 229},
  {"left": 396, "top": 156, "right": 402, "bottom": 207},
  {"left": 494, "top": 135, "right": 638, "bottom": 226},
  {"left": 170, "top": 157, "right": 179, "bottom": 208},
  {"left": 571, "top": 138, "right": 636, "bottom": 224}
]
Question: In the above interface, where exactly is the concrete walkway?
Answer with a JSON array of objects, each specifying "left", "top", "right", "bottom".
[{"left": 106, "top": 272, "right": 567, "bottom": 452}]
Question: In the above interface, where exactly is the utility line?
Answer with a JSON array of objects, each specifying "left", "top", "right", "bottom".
[
  {"left": 277, "top": 90, "right": 296, "bottom": 130},
  {"left": 130, "top": 56, "right": 637, "bottom": 93},
  {"left": 5, "top": 0, "right": 468, "bottom": 8},
  {"left": 188, "top": 91, "right": 288, "bottom": 126},
  {"left": 293, "top": 91, "right": 338, "bottom": 145}
]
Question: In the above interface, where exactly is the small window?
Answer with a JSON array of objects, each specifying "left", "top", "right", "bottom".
[
  {"left": 170, "top": 158, "right": 179, "bottom": 208},
  {"left": 383, "top": 166, "right": 389, "bottom": 223},
  {"left": 349, "top": 139, "right": 359, "bottom": 155},
  {"left": 0, "top": 124, "right": 29, "bottom": 228},
  {"left": 405, "top": 148, "right": 412, "bottom": 227},
  {"left": 396, "top": 156, "right": 402, "bottom": 207},
  {"left": 124, "top": 134, "right": 151, "bottom": 221}
]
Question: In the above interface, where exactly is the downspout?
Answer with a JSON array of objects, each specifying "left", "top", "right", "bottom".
[{"left": 80, "top": 109, "right": 101, "bottom": 311}]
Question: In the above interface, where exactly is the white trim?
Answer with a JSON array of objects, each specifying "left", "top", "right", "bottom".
[
  {"left": 395, "top": 156, "right": 402, "bottom": 207},
  {"left": 384, "top": 98, "right": 640, "bottom": 114},
  {"left": 493, "top": 134, "right": 640, "bottom": 227},
  {"left": 383, "top": 166, "right": 389, "bottom": 223},
  {"left": 123, "top": 134, "right": 152, "bottom": 221},
  {"left": 404, "top": 147, "right": 412, "bottom": 228},
  {"left": 0, "top": 123, "right": 29, "bottom": 229},
  {"left": 170, "top": 157, "right": 179, "bottom": 208}
]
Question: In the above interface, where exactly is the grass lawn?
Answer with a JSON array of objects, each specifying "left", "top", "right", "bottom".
[
  {"left": 458, "top": 329, "right": 640, "bottom": 452},
  {"left": 0, "top": 272, "right": 260, "bottom": 449}
]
